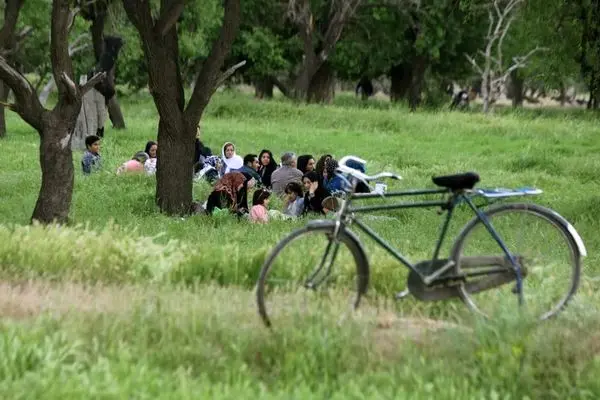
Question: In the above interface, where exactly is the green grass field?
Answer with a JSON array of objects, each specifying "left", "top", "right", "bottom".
[{"left": 1, "top": 90, "right": 600, "bottom": 397}]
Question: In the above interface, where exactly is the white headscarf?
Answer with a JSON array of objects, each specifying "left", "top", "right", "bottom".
[{"left": 221, "top": 142, "right": 243, "bottom": 173}]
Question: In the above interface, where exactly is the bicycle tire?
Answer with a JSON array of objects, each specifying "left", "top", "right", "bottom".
[
  {"left": 256, "top": 221, "right": 370, "bottom": 328},
  {"left": 450, "top": 202, "right": 582, "bottom": 320}
]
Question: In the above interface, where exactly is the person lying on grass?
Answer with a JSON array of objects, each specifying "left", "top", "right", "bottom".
[{"left": 116, "top": 151, "right": 149, "bottom": 175}]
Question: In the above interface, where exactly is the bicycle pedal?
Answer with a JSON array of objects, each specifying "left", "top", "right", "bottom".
[{"left": 394, "top": 289, "right": 411, "bottom": 300}]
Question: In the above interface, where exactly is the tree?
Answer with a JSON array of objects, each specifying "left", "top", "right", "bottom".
[
  {"left": 0, "top": 0, "right": 106, "bottom": 223},
  {"left": 0, "top": 0, "right": 25, "bottom": 138},
  {"left": 465, "top": 0, "right": 545, "bottom": 113},
  {"left": 270, "top": 0, "right": 361, "bottom": 103},
  {"left": 78, "top": 0, "right": 126, "bottom": 128},
  {"left": 121, "top": 0, "right": 242, "bottom": 215}
]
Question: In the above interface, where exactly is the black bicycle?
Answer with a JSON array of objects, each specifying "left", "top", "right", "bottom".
[{"left": 256, "top": 156, "right": 587, "bottom": 327}]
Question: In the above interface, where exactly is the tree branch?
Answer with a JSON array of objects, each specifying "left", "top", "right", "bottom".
[
  {"left": 52, "top": 0, "right": 78, "bottom": 104},
  {"left": 60, "top": 72, "right": 78, "bottom": 99},
  {"left": 154, "top": 1, "right": 184, "bottom": 36},
  {"left": 494, "top": 46, "right": 547, "bottom": 84},
  {"left": 185, "top": 0, "right": 241, "bottom": 125},
  {"left": 215, "top": 60, "right": 246, "bottom": 87},
  {"left": 0, "top": 56, "right": 44, "bottom": 129},
  {"left": 465, "top": 54, "right": 483, "bottom": 75},
  {"left": 79, "top": 72, "right": 106, "bottom": 94}
]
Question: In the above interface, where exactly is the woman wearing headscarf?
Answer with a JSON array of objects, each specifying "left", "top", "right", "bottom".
[
  {"left": 257, "top": 149, "right": 278, "bottom": 188},
  {"left": 205, "top": 171, "right": 249, "bottom": 216},
  {"left": 323, "top": 158, "right": 346, "bottom": 193},
  {"left": 302, "top": 171, "right": 331, "bottom": 215},
  {"left": 315, "top": 154, "right": 332, "bottom": 182},
  {"left": 296, "top": 154, "right": 315, "bottom": 174},
  {"left": 221, "top": 142, "right": 244, "bottom": 175}
]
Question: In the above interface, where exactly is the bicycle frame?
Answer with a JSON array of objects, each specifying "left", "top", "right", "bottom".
[{"left": 331, "top": 185, "right": 524, "bottom": 294}]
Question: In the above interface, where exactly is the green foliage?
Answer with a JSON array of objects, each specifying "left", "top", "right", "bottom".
[
  {"left": 14, "top": 0, "right": 95, "bottom": 86},
  {"left": 504, "top": 0, "right": 582, "bottom": 91},
  {"left": 111, "top": 0, "right": 223, "bottom": 91}
]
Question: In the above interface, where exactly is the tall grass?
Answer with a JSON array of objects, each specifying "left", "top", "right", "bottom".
[{"left": 1, "top": 90, "right": 600, "bottom": 397}]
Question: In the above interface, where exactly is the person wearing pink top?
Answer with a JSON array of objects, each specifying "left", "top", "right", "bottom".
[
  {"left": 117, "top": 151, "right": 149, "bottom": 175},
  {"left": 250, "top": 189, "right": 271, "bottom": 223}
]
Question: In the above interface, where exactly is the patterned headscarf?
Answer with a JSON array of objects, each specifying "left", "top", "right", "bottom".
[
  {"left": 213, "top": 172, "right": 247, "bottom": 207},
  {"left": 324, "top": 158, "right": 339, "bottom": 178}
]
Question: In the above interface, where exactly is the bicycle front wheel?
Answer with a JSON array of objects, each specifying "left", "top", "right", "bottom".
[
  {"left": 451, "top": 203, "right": 581, "bottom": 320},
  {"left": 256, "top": 222, "right": 369, "bottom": 328}
]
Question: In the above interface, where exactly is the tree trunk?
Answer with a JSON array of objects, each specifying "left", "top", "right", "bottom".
[
  {"left": 482, "top": 72, "right": 491, "bottom": 114},
  {"left": 31, "top": 110, "right": 78, "bottom": 224},
  {"left": 307, "top": 62, "right": 335, "bottom": 104},
  {"left": 510, "top": 70, "right": 524, "bottom": 108},
  {"left": 155, "top": 118, "right": 194, "bottom": 215},
  {"left": 107, "top": 95, "right": 126, "bottom": 128},
  {"left": 559, "top": 83, "right": 566, "bottom": 107},
  {"left": 408, "top": 56, "right": 427, "bottom": 111},
  {"left": 90, "top": 14, "right": 126, "bottom": 129},
  {"left": 389, "top": 63, "right": 412, "bottom": 102},
  {"left": 254, "top": 77, "right": 274, "bottom": 99},
  {"left": 0, "top": 82, "right": 8, "bottom": 138}
]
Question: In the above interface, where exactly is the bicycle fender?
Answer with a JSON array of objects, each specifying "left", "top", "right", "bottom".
[{"left": 547, "top": 210, "right": 588, "bottom": 257}]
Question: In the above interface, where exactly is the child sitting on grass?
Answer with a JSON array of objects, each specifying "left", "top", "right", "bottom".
[
  {"left": 82, "top": 135, "right": 102, "bottom": 175},
  {"left": 250, "top": 189, "right": 271, "bottom": 223},
  {"left": 283, "top": 181, "right": 304, "bottom": 217}
]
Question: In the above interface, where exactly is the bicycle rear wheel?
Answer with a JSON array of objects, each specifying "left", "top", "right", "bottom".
[
  {"left": 256, "top": 222, "right": 369, "bottom": 328},
  {"left": 451, "top": 203, "right": 581, "bottom": 320}
]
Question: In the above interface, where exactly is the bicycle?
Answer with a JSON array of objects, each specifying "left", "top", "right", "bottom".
[{"left": 256, "top": 156, "right": 587, "bottom": 327}]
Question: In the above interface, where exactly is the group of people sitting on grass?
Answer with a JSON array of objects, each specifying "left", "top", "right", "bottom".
[
  {"left": 80, "top": 130, "right": 371, "bottom": 224},
  {"left": 81, "top": 134, "right": 158, "bottom": 176},
  {"left": 193, "top": 137, "right": 373, "bottom": 223}
]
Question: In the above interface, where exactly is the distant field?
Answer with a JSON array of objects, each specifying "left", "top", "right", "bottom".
[{"left": 0, "top": 90, "right": 599, "bottom": 397}]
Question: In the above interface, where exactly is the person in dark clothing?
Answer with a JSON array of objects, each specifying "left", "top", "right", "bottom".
[
  {"left": 194, "top": 138, "right": 213, "bottom": 174},
  {"left": 257, "top": 149, "right": 278, "bottom": 188},
  {"left": 302, "top": 171, "right": 330, "bottom": 215},
  {"left": 205, "top": 172, "right": 249, "bottom": 216},
  {"left": 296, "top": 154, "right": 315, "bottom": 174}
]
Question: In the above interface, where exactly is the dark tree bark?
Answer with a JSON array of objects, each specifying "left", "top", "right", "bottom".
[
  {"left": 408, "top": 55, "right": 427, "bottom": 111},
  {"left": 0, "top": 0, "right": 107, "bottom": 224},
  {"left": 254, "top": 76, "right": 274, "bottom": 99},
  {"left": 389, "top": 63, "right": 412, "bottom": 102},
  {"left": 306, "top": 61, "right": 335, "bottom": 104},
  {"left": 509, "top": 69, "right": 524, "bottom": 108},
  {"left": 0, "top": 0, "right": 24, "bottom": 138},
  {"left": 88, "top": 4, "right": 126, "bottom": 129},
  {"left": 281, "top": 0, "right": 361, "bottom": 103},
  {"left": 0, "top": 82, "right": 9, "bottom": 137},
  {"left": 122, "top": 0, "right": 242, "bottom": 215}
]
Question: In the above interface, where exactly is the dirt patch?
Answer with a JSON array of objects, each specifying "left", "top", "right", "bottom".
[
  {"left": 0, "top": 280, "right": 470, "bottom": 347},
  {"left": 0, "top": 280, "right": 146, "bottom": 320}
]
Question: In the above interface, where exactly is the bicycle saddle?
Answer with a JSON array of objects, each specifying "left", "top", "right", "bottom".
[{"left": 432, "top": 172, "right": 480, "bottom": 190}]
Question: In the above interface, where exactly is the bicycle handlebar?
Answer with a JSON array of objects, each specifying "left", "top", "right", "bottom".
[{"left": 337, "top": 155, "right": 403, "bottom": 183}]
